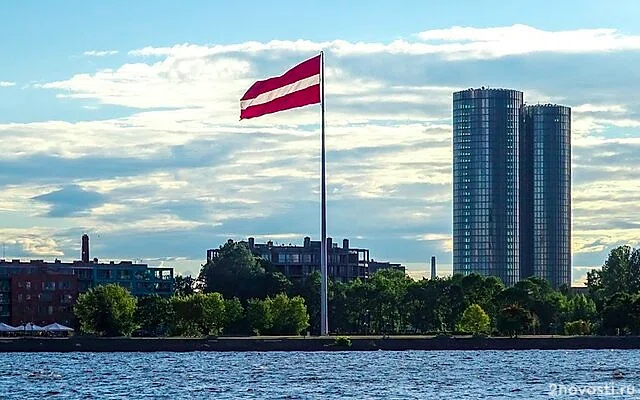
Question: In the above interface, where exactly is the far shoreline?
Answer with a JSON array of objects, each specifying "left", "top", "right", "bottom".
[{"left": 1, "top": 335, "right": 640, "bottom": 352}]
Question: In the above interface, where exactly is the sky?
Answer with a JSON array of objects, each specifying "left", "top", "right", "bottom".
[{"left": 1, "top": 1, "right": 640, "bottom": 284}]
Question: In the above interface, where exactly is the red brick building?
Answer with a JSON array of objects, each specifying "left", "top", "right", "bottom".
[{"left": 10, "top": 271, "right": 79, "bottom": 326}]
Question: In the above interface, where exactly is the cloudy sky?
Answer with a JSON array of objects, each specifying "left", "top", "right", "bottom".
[{"left": 1, "top": 1, "right": 639, "bottom": 284}]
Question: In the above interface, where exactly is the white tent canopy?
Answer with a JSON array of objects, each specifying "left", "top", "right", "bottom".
[
  {"left": 15, "top": 323, "right": 45, "bottom": 331},
  {"left": 0, "top": 323, "right": 18, "bottom": 332},
  {"left": 43, "top": 323, "right": 74, "bottom": 332}
]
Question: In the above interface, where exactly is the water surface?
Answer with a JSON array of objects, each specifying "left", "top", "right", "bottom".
[{"left": 1, "top": 350, "right": 639, "bottom": 399}]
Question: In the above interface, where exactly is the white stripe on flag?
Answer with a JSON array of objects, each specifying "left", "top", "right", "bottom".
[{"left": 240, "top": 74, "right": 320, "bottom": 110}]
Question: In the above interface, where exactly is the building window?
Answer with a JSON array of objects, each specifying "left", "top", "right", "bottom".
[
  {"left": 25, "top": 281, "right": 31, "bottom": 290},
  {"left": 17, "top": 293, "right": 23, "bottom": 303},
  {"left": 278, "top": 254, "right": 286, "bottom": 263}
]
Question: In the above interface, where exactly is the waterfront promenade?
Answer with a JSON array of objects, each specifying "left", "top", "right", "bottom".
[{"left": 2, "top": 335, "right": 640, "bottom": 352}]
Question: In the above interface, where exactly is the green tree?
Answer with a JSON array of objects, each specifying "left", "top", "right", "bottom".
[
  {"left": 74, "top": 284, "right": 138, "bottom": 337},
  {"left": 455, "top": 274, "right": 504, "bottom": 313},
  {"left": 267, "top": 294, "right": 309, "bottom": 335},
  {"left": 199, "top": 241, "right": 265, "bottom": 300},
  {"left": 135, "top": 294, "right": 173, "bottom": 336},
  {"left": 435, "top": 279, "right": 466, "bottom": 332},
  {"left": 199, "top": 240, "right": 292, "bottom": 302},
  {"left": 246, "top": 298, "right": 272, "bottom": 335},
  {"left": 457, "top": 304, "right": 491, "bottom": 335},
  {"left": 406, "top": 278, "right": 440, "bottom": 333},
  {"left": 174, "top": 275, "right": 198, "bottom": 297},
  {"left": 291, "top": 271, "right": 321, "bottom": 334},
  {"left": 223, "top": 297, "right": 245, "bottom": 335},
  {"left": 588, "top": 245, "right": 640, "bottom": 302},
  {"left": 497, "top": 304, "right": 535, "bottom": 337},
  {"left": 405, "top": 277, "right": 466, "bottom": 334},
  {"left": 567, "top": 294, "right": 597, "bottom": 322},
  {"left": 170, "top": 293, "right": 226, "bottom": 336},
  {"left": 600, "top": 292, "right": 640, "bottom": 335},
  {"left": 496, "top": 277, "right": 567, "bottom": 334},
  {"left": 368, "top": 269, "right": 413, "bottom": 334},
  {"left": 564, "top": 320, "right": 591, "bottom": 335}
]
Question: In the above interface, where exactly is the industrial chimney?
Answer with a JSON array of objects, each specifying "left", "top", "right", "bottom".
[
  {"left": 81, "top": 234, "right": 90, "bottom": 263},
  {"left": 431, "top": 256, "right": 437, "bottom": 279}
]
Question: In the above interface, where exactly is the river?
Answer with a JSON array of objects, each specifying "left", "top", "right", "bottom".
[{"left": 1, "top": 350, "right": 639, "bottom": 399}]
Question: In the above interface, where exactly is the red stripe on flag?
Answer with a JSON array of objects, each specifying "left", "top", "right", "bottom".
[
  {"left": 241, "top": 55, "right": 321, "bottom": 101},
  {"left": 240, "top": 84, "right": 320, "bottom": 119}
]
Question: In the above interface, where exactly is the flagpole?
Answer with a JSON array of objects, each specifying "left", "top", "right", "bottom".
[{"left": 320, "top": 50, "right": 329, "bottom": 337}]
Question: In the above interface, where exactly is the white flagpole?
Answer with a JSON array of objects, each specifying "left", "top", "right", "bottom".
[{"left": 320, "top": 50, "right": 329, "bottom": 336}]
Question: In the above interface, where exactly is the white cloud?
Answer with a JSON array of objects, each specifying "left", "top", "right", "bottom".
[
  {"left": 0, "top": 228, "right": 65, "bottom": 257},
  {"left": 574, "top": 104, "right": 627, "bottom": 113},
  {"left": 83, "top": 50, "right": 119, "bottom": 57},
  {"left": 0, "top": 81, "right": 15, "bottom": 88},
  {"left": 129, "top": 25, "right": 640, "bottom": 60}
]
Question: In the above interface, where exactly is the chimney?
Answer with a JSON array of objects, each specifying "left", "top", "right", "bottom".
[
  {"left": 343, "top": 239, "right": 349, "bottom": 249},
  {"left": 431, "top": 256, "right": 437, "bottom": 279},
  {"left": 304, "top": 236, "right": 311, "bottom": 248},
  {"left": 327, "top": 237, "right": 332, "bottom": 250},
  {"left": 248, "top": 237, "right": 255, "bottom": 249},
  {"left": 81, "top": 234, "right": 90, "bottom": 263}
]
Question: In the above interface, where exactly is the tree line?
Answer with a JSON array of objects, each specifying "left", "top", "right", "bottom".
[{"left": 74, "top": 241, "right": 640, "bottom": 337}]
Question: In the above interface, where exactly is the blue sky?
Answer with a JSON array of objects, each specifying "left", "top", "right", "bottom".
[{"left": 2, "top": 0, "right": 640, "bottom": 283}]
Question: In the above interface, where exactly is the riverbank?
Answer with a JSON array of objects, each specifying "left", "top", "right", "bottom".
[{"left": 1, "top": 335, "right": 640, "bottom": 352}]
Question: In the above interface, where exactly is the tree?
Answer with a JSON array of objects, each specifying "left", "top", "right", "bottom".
[
  {"left": 74, "top": 284, "right": 138, "bottom": 337},
  {"left": 588, "top": 245, "right": 640, "bottom": 302},
  {"left": 290, "top": 271, "right": 321, "bottom": 334},
  {"left": 497, "top": 304, "right": 535, "bottom": 337},
  {"left": 199, "top": 241, "right": 265, "bottom": 301},
  {"left": 246, "top": 298, "right": 272, "bottom": 335},
  {"left": 199, "top": 240, "right": 292, "bottom": 302},
  {"left": 368, "top": 269, "right": 412, "bottom": 334},
  {"left": 564, "top": 320, "right": 591, "bottom": 335},
  {"left": 567, "top": 294, "right": 597, "bottom": 323},
  {"left": 174, "top": 275, "right": 198, "bottom": 297},
  {"left": 135, "top": 295, "right": 173, "bottom": 336},
  {"left": 223, "top": 297, "right": 245, "bottom": 335},
  {"left": 457, "top": 274, "right": 504, "bottom": 318},
  {"left": 496, "top": 277, "right": 567, "bottom": 334},
  {"left": 268, "top": 294, "right": 309, "bottom": 335},
  {"left": 601, "top": 292, "right": 638, "bottom": 335},
  {"left": 170, "top": 293, "right": 226, "bottom": 336},
  {"left": 457, "top": 304, "right": 491, "bottom": 335},
  {"left": 245, "top": 294, "right": 309, "bottom": 336}
]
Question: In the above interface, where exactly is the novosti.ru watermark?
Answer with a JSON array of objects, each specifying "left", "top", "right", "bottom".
[{"left": 549, "top": 383, "right": 637, "bottom": 397}]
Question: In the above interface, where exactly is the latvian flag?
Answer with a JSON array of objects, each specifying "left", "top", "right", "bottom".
[{"left": 240, "top": 55, "right": 321, "bottom": 120}]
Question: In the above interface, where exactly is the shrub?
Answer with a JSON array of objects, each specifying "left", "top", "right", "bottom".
[
  {"left": 565, "top": 320, "right": 591, "bottom": 336},
  {"left": 334, "top": 336, "right": 352, "bottom": 347}
]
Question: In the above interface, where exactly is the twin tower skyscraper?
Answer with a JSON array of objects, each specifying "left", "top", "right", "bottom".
[{"left": 452, "top": 88, "right": 571, "bottom": 288}]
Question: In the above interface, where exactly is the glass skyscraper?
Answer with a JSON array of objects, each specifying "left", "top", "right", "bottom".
[
  {"left": 452, "top": 89, "right": 571, "bottom": 288},
  {"left": 452, "top": 88, "right": 523, "bottom": 287},
  {"left": 521, "top": 104, "right": 572, "bottom": 288}
]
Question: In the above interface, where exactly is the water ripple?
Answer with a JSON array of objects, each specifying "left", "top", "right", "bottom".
[{"left": 0, "top": 350, "right": 639, "bottom": 399}]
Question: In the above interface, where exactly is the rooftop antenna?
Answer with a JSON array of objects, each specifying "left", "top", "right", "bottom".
[{"left": 2, "top": 243, "right": 5, "bottom": 259}]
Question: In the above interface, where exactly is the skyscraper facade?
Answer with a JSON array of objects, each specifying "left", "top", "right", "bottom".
[
  {"left": 452, "top": 88, "right": 571, "bottom": 288},
  {"left": 452, "top": 88, "right": 523, "bottom": 286},
  {"left": 521, "top": 104, "right": 572, "bottom": 287}
]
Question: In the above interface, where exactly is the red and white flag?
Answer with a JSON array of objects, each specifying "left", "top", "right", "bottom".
[{"left": 240, "top": 55, "right": 321, "bottom": 120}]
